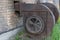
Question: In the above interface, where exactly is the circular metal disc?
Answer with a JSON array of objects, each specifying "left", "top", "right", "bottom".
[
  {"left": 42, "top": 3, "right": 59, "bottom": 22},
  {"left": 26, "top": 16, "right": 44, "bottom": 34}
]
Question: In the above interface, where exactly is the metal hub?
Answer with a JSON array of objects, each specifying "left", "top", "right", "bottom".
[{"left": 26, "top": 16, "right": 44, "bottom": 34}]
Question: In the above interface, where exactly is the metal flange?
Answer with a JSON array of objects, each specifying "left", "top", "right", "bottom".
[{"left": 42, "top": 3, "right": 59, "bottom": 22}]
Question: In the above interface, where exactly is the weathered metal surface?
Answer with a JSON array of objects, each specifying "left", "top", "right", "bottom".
[
  {"left": 22, "top": 4, "right": 55, "bottom": 39},
  {"left": 26, "top": 16, "right": 44, "bottom": 34},
  {"left": 14, "top": 2, "right": 59, "bottom": 22},
  {"left": 42, "top": 3, "right": 59, "bottom": 22},
  {"left": 13, "top": 1, "right": 56, "bottom": 39}
]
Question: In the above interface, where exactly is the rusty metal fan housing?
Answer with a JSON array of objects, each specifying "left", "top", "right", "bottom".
[
  {"left": 21, "top": 4, "right": 55, "bottom": 39},
  {"left": 14, "top": 1, "right": 56, "bottom": 39}
]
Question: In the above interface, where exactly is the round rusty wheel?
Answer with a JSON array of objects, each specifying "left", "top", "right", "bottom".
[
  {"left": 26, "top": 16, "right": 44, "bottom": 34},
  {"left": 23, "top": 4, "right": 55, "bottom": 39},
  {"left": 42, "top": 3, "right": 59, "bottom": 22}
]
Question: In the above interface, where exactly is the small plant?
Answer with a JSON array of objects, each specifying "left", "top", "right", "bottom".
[{"left": 51, "top": 17, "right": 60, "bottom": 40}]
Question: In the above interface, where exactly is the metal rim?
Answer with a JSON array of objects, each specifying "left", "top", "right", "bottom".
[
  {"left": 26, "top": 16, "right": 44, "bottom": 34},
  {"left": 42, "top": 3, "right": 59, "bottom": 22},
  {"left": 42, "top": 4, "right": 55, "bottom": 25}
]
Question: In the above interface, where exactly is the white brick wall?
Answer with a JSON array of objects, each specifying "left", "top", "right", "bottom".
[{"left": 0, "top": 0, "right": 17, "bottom": 32}]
